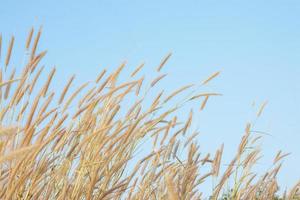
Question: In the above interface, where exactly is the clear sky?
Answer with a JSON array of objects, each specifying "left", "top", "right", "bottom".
[{"left": 1, "top": 0, "right": 300, "bottom": 191}]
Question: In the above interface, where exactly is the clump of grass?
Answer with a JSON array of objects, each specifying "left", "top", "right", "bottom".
[{"left": 0, "top": 28, "right": 298, "bottom": 200}]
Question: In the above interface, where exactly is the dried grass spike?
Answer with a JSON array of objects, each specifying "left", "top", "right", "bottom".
[
  {"left": 131, "top": 62, "right": 145, "bottom": 77},
  {"left": 26, "top": 27, "right": 34, "bottom": 50},
  {"left": 200, "top": 96, "right": 209, "bottom": 110},
  {"left": 151, "top": 73, "right": 167, "bottom": 87},
  {"left": 164, "top": 84, "right": 193, "bottom": 103},
  {"left": 157, "top": 52, "right": 172, "bottom": 72},
  {"left": 31, "top": 26, "right": 42, "bottom": 60},
  {"left": 5, "top": 36, "right": 15, "bottom": 68},
  {"left": 202, "top": 71, "right": 220, "bottom": 85},
  {"left": 257, "top": 100, "right": 268, "bottom": 117},
  {"left": 42, "top": 67, "right": 56, "bottom": 97},
  {"left": 59, "top": 75, "right": 75, "bottom": 104}
]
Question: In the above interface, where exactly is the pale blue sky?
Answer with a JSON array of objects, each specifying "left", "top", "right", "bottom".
[{"left": 1, "top": 0, "right": 300, "bottom": 191}]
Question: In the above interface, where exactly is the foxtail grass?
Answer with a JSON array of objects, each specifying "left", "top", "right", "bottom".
[{"left": 0, "top": 28, "right": 298, "bottom": 200}]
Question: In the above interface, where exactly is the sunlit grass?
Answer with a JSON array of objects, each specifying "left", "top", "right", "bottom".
[{"left": 0, "top": 28, "right": 299, "bottom": 200}]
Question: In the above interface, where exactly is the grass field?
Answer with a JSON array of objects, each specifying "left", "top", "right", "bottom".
[{"left": 0, "top": 28, "right": 299, "bottom": 199}]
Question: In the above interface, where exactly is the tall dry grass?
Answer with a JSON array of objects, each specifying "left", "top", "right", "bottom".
[{"left": 0, "top": 28, "right": 298, "bottom": 200}]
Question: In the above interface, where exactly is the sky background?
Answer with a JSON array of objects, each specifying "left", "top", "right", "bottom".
[{"left": 1, "top": 0, "right": 300, "bottom": 193}]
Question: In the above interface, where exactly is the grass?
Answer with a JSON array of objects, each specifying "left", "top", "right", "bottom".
[{"left": 0, "top": 28, "right": 299, "bottom": 199}]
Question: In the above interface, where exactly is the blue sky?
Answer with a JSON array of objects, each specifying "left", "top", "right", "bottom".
[{"left": 1, "top": 0, "right": 300, "bottom": 191}]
